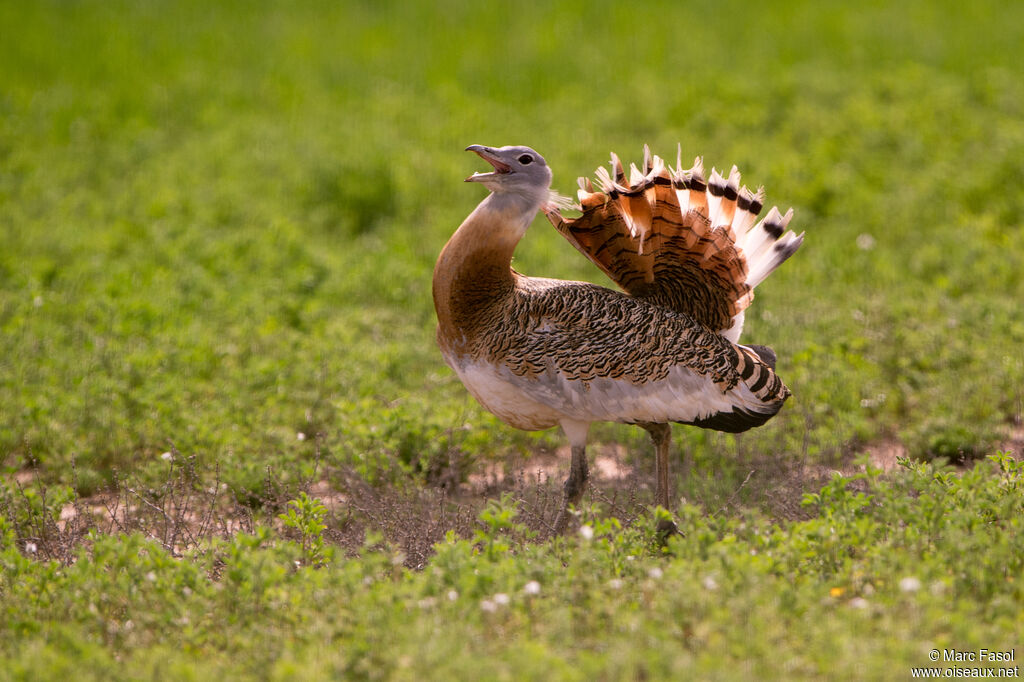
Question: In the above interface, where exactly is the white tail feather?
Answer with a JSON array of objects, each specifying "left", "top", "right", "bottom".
[
  {"left": 747, "top": 230, "right": 804, "bottom": 288},
  {"left": 741, "top": 207, "right": 799, "bottom": 288},
  {"left": 646, "top": 153, "right": 666, "bottom": 182},
  {"left": 594, "top": 166, "right": 615, "bottom": 193},
  {"left": 707, "top": 167, "right": 726, "bottom": 226},
  {"left": 731, "top": 185, "right": 764, "bottom": 240},
  {"left": 685, "top": 157, "right": 707, "bottom": 217},
  {"left": 546, "top": 190, "right": 577, "bottom": 213},
  {"left": 629, "top": 163, "right": 644, "bottom": 187},
  {"left": 719, "top": 166, "right": 741, "bottom": 228},
  {"left": 738, "top": 206, "right": 792, "bottom": 256}
]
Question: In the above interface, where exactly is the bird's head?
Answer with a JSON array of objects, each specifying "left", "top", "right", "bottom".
[{"left": 465, "top": 144, "right": 552, "bottom": 208}]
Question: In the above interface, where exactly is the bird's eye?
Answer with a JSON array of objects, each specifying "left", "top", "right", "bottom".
[{"left": 518, "top": 154, "right": 534, "bottom": 165}]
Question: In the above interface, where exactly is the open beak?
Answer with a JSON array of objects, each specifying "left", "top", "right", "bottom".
[{"left": 465, "top": 145, "right": 512, "bottom": 182}]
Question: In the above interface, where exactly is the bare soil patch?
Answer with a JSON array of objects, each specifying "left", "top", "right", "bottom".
[{"left": 5, "top": 434, "right": 998, "bottom": 569}]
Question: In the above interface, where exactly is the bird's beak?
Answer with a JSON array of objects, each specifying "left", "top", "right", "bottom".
[{"left": 465, "top": 145, "right": 511, "bottom": 182}]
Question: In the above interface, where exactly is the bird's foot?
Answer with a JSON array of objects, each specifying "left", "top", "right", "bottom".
[
  {"left": 656, "top": 517, "right": 683, "bottom": 542},
  {"left": 652, "top": 506, "right": 683, "bottom": 544}
]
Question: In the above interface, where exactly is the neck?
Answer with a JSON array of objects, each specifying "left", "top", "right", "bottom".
[{"left": 432, "top": 191, "right": 541, "bottom": 351}]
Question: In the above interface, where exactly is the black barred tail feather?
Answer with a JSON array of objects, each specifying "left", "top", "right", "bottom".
[
  {"left": 544, "top": 144, "right": 804, "bottom": 338},
  {"left": 685, "top": 342, "right": 790, "bottom": 433}
]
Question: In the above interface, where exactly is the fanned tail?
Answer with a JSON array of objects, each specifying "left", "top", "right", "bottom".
[{"left": 544, "top": 145, "right": 804, "bottom": 338}]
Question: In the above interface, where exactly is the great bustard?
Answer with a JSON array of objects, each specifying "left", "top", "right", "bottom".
[{"left": 432, "top": 144, "right": 802, "bottom": 533}]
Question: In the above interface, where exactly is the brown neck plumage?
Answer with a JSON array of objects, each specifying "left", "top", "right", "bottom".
[{"left": 433, "top": 193, "right": 533, "bottom": 354}]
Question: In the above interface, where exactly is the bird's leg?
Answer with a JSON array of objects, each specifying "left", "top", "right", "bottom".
[
  {"left": 553, "top": 444, "right": 589, "bottom": 534},
  {"left": 554, "top": 421, "right": 591, "bottom": 534},
  {"left": 639, "top": 422, "right": 680, "bottom": 537},
  {"left": 639, "top": 422, "right": 672, "bottom": 508}
]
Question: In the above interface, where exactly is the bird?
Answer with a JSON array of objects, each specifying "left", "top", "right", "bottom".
[{"left": 432, "top": 143, "right": 803, "bottom": 534}]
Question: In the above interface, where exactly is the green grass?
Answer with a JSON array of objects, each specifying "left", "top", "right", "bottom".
[
  {"left": 2, "top": 0, "right": 1023, "bottom": 678},
  {"left": 3, "top": 455, "right": 1022, "bottom": 680}
]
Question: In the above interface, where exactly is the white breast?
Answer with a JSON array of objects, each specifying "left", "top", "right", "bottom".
[
  {"left": 445, "top": 353, "right": 771, "bottom": 432},
  {"left": 446, "top": 356, "right": 562, "bottom": 431}
]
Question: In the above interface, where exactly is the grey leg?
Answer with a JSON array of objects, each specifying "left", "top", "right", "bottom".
[
  {"left": 553, "top": 444, "right": 589, "bottom": 534},
  {"left": 554, "top": 420, "right": 591, "bottom": 534},
  {"left": 639, "top": 422, "right": 681, "bottom": 538},
  {"left": 639, "top": 422, "right": 672, "bottom": 509}
]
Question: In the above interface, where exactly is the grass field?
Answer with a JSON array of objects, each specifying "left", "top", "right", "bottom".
[{"left": 2, "top": 0, "right": 1023, "bottom": 679}]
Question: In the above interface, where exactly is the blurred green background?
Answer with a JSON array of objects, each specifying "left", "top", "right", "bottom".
[{"left": 2, "top": 0, "right": 1022, "bottom": 499}]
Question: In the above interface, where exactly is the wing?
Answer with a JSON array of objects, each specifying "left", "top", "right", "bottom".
[
  {"left": 473, "top": 279, "right": 790, "bottom": 432},
  {"left": 544, "top": 145, "right": 803, "bottom": 335}
]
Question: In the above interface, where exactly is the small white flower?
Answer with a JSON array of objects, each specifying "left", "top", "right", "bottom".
[
  {"left": 160, "top": 451, "right": 173, "bottom": 461},
  {"left": 296, "top": 432, "right": 306, "bottom": 441},
  {"left": 33, "top": 295, "right": 44, "bottom": 308},
  {"left": 608, "top": 579, "right": 624, "bottom": 590},
  {"left": 860, "top": 393, "right": 887, "bottom": 409},
  {"left": 856, "top": 233, "right": 876, "bottom": 250},
  {"left": 447, "top": 590, "right": 459, "bottom": 601},
  {"left": 493, "top": 593, "right": 510, "bottom": 606},
  {"left": 702, "top": 575, "right": 718, "bottom": 591},
  {"left": 648, "top": 567, "right": 663, "bottom": 580},
  {"left": 480, "top": 599, "right": 497, "bottom": 613},
  {"left": 899, "top": 576, "right": 922, "bottom": 593},
  {"left": 523, "top": 581, "right": 541, "bottom": 596},
  {"left": 25, "top": 542, "right": 37, "bottom": 554},
  {"left": 849, "top": 597, "right": 869, "bottom": 609},
  {"left": 579, "top": 525, "right": 594, "bottom": 540},
  {"left": 145, "top": 571, "right": 157, "bottom": 583}
]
